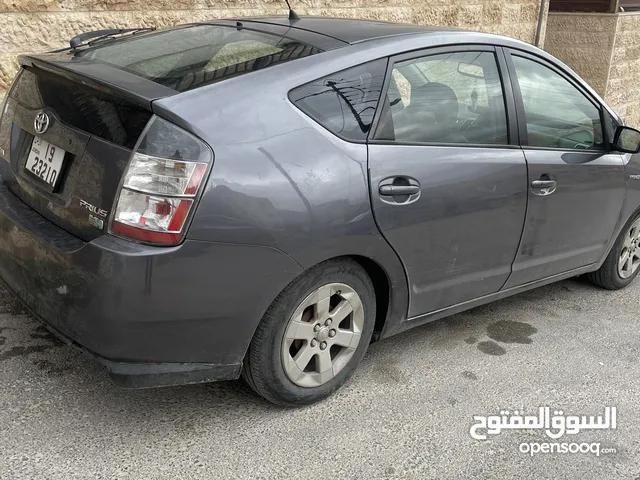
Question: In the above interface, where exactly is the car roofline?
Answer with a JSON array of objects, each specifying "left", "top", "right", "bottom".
[
  {"left": 227, "top": 17, "right": 350, "bottom": 45},
  {"left": 348, "top": 28, "right": 466, "bottom": 45},
  {"left": 224, "top": 16, "right": 460, "bottom": 45},
  {"left": 154, "top": 22, "right": 621, "bottom": 126}
]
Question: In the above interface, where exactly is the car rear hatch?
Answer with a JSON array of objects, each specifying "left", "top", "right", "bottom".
[
  {"left": 0, "top": 49, "right": 177, "bottom": 242},
  {"left": 0, "top": 23, "right": 329, "bottom": 242}
]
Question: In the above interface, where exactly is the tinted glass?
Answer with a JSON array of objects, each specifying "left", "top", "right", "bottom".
[
  {"left": 289, "top": 59, "right": 387, "bottom": 142},
  {"left": 79, "top": 25, "right": 322, "bottom": 92},
  {"left": 512, "top": 55, "right": 604, "bottom": 150},
  {"left": 10, "top": 67, "right": 151, "bottom": 148},
  {"left": 376, "top": 51, "right": 508, "bottom": 145}
]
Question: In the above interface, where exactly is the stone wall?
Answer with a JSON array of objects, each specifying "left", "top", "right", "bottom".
[
  {"left": 544, "top": 13, "right": 616, "bottom": 97},
  {"left": 545, "top": 11, "right": 640, "bottom": 128},
  {"left": 608, "top": 13, "right": 640, "bottom": 128},
  {"left": 0, "top": 0, "right": 547, "bottom": 98}
]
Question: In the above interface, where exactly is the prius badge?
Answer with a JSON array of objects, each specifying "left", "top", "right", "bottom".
[{"left": 80, "top": 199, "right": 108, "bottom": 230}]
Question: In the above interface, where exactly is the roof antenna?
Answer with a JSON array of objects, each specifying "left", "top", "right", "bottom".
[{"left": 284, "top": 0, "right": 300, "bottom": 20}]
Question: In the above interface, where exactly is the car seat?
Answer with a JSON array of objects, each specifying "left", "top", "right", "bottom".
[{"left": 393, "top": 82, "right": 467, "bottom": 144}]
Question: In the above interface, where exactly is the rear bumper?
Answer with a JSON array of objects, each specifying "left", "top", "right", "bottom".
[
  {"left": 0, "top": 181, "right": 302, "bottom": 387},
  {"left": 1, "top": 289, "right": 242, "bottom": 387}
]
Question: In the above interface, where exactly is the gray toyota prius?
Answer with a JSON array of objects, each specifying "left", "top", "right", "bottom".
[{"left": 1, "top": 16, "right": 640, "bottom": 406}]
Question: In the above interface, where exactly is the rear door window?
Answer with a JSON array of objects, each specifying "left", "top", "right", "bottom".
[
  {"left": 289, "top": 59, "right": 388, "bottom": 142},
  {"left": 78, "top": 25, "right": 322, "bottom": 92},
  {"left": 375, "top": 51, "right": 509, "bottom": 145}
]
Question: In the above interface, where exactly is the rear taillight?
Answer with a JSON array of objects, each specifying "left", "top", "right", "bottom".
[{"left": 110, "top": 116, "right": 212, "bottom": 246}]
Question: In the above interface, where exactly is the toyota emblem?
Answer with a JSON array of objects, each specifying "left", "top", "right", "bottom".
[{"left": 34, "top": 112, "right": 50, "bottom": 134}]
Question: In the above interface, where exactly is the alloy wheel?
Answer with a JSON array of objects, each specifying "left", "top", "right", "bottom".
[
  {"left": 618, "top": 217, "right": 640, "bottom": 279},
  {"left": 281, "top": 283, "right": 364, "bottom": 388}
]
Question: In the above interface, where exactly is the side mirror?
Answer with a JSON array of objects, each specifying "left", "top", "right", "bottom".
[{"left": 613, "top": 126, "right": 640, "bottom": 153}]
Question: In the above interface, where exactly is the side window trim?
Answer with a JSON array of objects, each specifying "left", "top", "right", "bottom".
[
  {"left": 384, "top": 43, "right": 496, "bottom": 65},
  {"left": 288, "top": 58, "right": 389, "bottom": 144},
  {"left": 503, "top": 48, "right": 608, "bottom": 152},
  {"left": 368, "top": 44, "right": 519, "bottom": 148},
  {"left": 496, "top": 47, "right": 520, "bottom": 147},
  {"left": 367, "top": 50, "right": 397, "bottom": 142}
]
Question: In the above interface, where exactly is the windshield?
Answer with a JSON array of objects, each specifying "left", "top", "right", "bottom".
[{"left": 77, "top": 24, "right": 322, "bottom": 92}]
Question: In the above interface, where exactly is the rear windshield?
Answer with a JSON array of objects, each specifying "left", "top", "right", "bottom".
[{"left": 77, "top": 25, "right": 322, "bottom": 92}]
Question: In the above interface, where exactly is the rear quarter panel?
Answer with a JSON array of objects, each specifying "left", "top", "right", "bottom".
[{"left": 153, "top": 46, "right": 411, "bottom": 337}]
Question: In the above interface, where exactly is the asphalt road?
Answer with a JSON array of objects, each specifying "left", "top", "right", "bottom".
[{"left": 0, "top": 276, "right": 639, "bottom": 480}]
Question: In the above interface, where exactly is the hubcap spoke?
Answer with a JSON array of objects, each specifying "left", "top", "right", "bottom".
[
  {"left": 330, "top": 299, "right": 353, "bottom": 324},
  {"left": 294, "top": 343, "right": 315, "bottom": 371},
  {"left": 317, "top": 349, "right": 333, "bottom": 374},
  {"left": 624, "top": 234, "right": 633, "bottom": 249},
  {"left": 285, "top": 321, "right": 316, "bottom": 341},
  {"left": 620, "top": 250, "right": 630, "bottom": 269},
  {"left": 332, "top": 329, "right": 360, "bottom": 349},
  {"left": 315, "top": 285, "right": 332, "bottom": 319}
]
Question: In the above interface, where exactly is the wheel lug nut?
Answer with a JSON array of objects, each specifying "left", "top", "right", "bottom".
[
  {"left": 310, "top": 339, "right": 318, "bottom": 347},
  {"left": 329, "top": 329, "right": 336, "bottom": 337},
  {"left": 320, "top": 341, "right": 327, "bottom": 350},
  {"left": 325, "top": 318, "right": 332, "bottom": 326},
  {"left": 313, "top": 324, "right": 321, "bottom": 332}
]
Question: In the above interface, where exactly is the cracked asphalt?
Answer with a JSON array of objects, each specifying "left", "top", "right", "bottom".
[{"left": 0, "top": 276, "right": 639, "bottom": 479}]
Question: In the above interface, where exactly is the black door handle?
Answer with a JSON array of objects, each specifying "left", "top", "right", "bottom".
[
  {"left": 531, "top": 180, "right": 557, "bottom": 189},
  {"left": 379, "top": 185, "right": 420, "bottom": 196}
]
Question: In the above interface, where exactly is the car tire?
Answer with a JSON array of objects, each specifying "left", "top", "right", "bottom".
[
  {"left": 242, "top": 258, "right": 376, "bottom": 407},
  {"left": 587, "top": 211, "right": 640, "bottom": 290}
]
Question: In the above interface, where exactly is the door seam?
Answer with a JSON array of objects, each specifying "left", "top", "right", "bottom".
[
  {"left": 500, "top": 147, "right": 530, "bottom": 291},
  {"left": 365, "top": 150, "right": 412, "bottom": 318}
]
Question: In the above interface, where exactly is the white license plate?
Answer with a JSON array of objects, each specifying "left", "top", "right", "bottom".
[{"left": 25, "top": 136, "right": 66, "bottom": 188}]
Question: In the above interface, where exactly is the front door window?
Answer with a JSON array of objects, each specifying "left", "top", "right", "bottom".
[{"left": 511, "top": 55, "right": 604, "bottom": 150}]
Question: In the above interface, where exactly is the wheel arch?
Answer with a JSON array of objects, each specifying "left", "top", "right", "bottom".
[
  {"left": 288, "top": 253, "right": 407, "bottom": 340},
  {"left": 346, "top": 254, "right": 392, "bottom": 340},
  {"left": 599, "top": 201, "right": 640, "bottom": 269},
  {"left": 291, "top": 253, "right": 408, "bottom": 341},
  {"left": 240, "top": 245, "right": 410, "bottom": 368}
]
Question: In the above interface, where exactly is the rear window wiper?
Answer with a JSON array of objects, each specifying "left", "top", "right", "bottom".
[{"left": 68, "top": 28, "right": 156, "bottom": 49}]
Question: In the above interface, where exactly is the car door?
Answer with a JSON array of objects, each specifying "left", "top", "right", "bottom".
[
  {"left": 367, "top": 46, "right": 528, "bottom": 318},
  {"left": 501, "top": 49, "right": 626, "bottom": 288}
]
